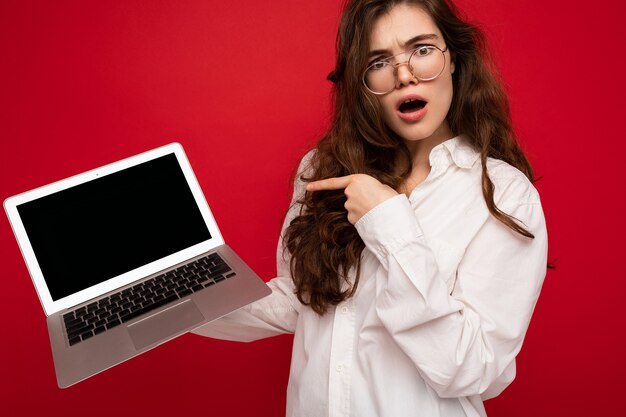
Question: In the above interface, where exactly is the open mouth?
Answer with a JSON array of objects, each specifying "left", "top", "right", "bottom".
[{"left": 398, "top": 98, "right": 427, "bottom": 113}]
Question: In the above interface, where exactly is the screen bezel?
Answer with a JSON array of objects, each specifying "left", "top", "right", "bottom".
[{"left": 4, "top": 143, "right": 224, "bottom": 316}]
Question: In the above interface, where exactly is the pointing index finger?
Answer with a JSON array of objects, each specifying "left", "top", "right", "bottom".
[{"left": 306, "top": 175, "right": 354, "bottom": 192}]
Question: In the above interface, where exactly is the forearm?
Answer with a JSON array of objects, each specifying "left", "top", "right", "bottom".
[
  {"left": 356, "top": 194, "right": 547, "bottom": 398},
  {"left": 191, "top": 275, "right": 299, "bottom": 342}
]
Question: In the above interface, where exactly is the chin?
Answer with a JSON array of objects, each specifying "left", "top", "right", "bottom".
[{"left": 391, "top": 124, "right": 440, "bottom": 142}]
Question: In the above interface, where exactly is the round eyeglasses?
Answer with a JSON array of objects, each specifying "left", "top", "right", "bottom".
[{"left": 362, "top": 45, "right": 448, "bottom": 95}]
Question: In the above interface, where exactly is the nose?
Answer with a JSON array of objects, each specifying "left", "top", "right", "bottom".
[{"left": 395, "top": 62, "right": 417, "bottom": 89}]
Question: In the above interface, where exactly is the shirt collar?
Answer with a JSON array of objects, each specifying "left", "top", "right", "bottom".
[{"left": 429, "top": 135, "right": 480, "bottom": 170}]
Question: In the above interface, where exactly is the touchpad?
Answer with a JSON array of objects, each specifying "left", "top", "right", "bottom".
[{"left": 127, "top": 299, "right": 205, "bottom": 350}]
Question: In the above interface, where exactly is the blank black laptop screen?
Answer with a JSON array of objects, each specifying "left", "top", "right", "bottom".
[{"left": 17, "top": 153, "right": 211, "bottom": 301}]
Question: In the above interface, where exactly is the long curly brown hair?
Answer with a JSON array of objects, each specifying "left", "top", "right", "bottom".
[{"left": 284, "top": 0, "right": 535, "bottom": 315}]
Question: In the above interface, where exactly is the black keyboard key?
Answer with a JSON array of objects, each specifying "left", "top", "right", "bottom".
[
  {"left": 67, "top": 322, "right": 92, "bottom": 333},
  {"left": 225, "top": 272, "right": 236, "bottom": 278},
  {"left": 177, "top": 288, "right": 192, "bottom": 297},
  {"left": 68, "top": 336, "right": 81, "bottom": 346},
  {"left": 213, "top": 264, "right": 227, "bottom": 271},
  {"left": 67, "top": 327, "right": 84, "bottom": 337},
  {"left": 67, "top": 326, "right": 93, "bottom": 336},
  {"left": 132, "top": 297, "right": 145, "bottom": 306},
  {"left": 191, "top": 284, "right": 203, "bottom": 292},
  {"left": 119, "top": 311, "right": 131, "bottom": 321},
  {"left": 207, "top": 270, "right": 223, "bottom": 279},
  {"left": 64, "top": 317, "right": 82, "bottom": 328},
  {"left": 94, "top": 326, "right": 106, "bottom": 335},
  {"left": 81, "top": 330, "right": 94, "bottom": 340},
  {"left": 106, "top": 319, "right": 121, "bottom": 329},
  {"left": 214, "top": 276, "right": 226, "bottom": 282},
  {"left": 208, "top": 258, "right": 227, "bottom": 268},
  {"left": 208, "top": 267, "right": 231, "bottom": 278}
]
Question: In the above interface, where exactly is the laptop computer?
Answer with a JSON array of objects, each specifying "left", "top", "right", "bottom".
[{"left": 4, "top": 142, "right": 272, "bottom": 388}]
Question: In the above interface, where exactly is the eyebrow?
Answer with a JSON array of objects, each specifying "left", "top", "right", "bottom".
[{"left": 368, "top": 33, "right": 439, "bottom": 57}]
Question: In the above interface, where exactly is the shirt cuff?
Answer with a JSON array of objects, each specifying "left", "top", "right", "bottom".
[{"left": 354, "top": 194, "right": 424, "bottom": 263}]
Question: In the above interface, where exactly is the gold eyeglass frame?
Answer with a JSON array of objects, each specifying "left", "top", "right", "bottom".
[{"left": 362, "top": 45, "right": 449, "bottom": 95}]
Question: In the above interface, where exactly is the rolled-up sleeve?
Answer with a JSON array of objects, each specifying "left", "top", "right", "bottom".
[{"left": 354, "top": 178, "right": 548, "bottom": 399}]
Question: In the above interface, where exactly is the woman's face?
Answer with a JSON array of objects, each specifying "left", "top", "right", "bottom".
[{"left": 368, "top": 3, "right": 454, "bottom": 144}]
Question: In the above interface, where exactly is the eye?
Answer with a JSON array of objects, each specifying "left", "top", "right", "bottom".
[
  {"left": 414, "top": 46, "right": 434, "bottom": 57},
  {"left": 368, "top": 58, "right": 390, "bottom": 71}
]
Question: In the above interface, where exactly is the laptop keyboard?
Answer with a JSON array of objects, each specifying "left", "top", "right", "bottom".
[{"left": 62, "top": 252, "right": 236, "bottom": 346}]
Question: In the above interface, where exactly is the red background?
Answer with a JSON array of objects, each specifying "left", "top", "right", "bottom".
[{"left": 1, "top": 0, "right": 624, "bottom": 415}]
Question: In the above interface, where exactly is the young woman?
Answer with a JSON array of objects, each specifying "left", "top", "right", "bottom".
[{"left": 194, "top": 1, "right": 548, "bottom": 416}]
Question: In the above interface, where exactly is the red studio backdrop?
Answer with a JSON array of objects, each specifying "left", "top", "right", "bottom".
[{"left": 1, "top": 1, "right": 624, "bottom": 416}]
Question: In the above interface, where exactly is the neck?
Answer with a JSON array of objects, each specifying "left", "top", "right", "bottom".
[
  {"left": 396, "top": 122, "right": 454, "bottom": 197},
  {"left": 403, "top": 122, "right": 454, "bottom": 167}
]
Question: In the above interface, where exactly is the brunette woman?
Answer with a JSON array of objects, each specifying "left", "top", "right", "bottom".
[{"left": 194, "top": 1, "right": 548, "bottom": 416}]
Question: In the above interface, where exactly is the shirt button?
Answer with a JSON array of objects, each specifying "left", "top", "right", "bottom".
[
  {"left": 341, "top": 307, "right": 349, "bottom": 314},
  {"left": 336, "top": 364, "right": 343, "bottom": 373}
]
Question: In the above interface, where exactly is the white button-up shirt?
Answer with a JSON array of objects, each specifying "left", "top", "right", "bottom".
[{"left": 193, "top": 136, "right": 548, "bottom": 417}]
